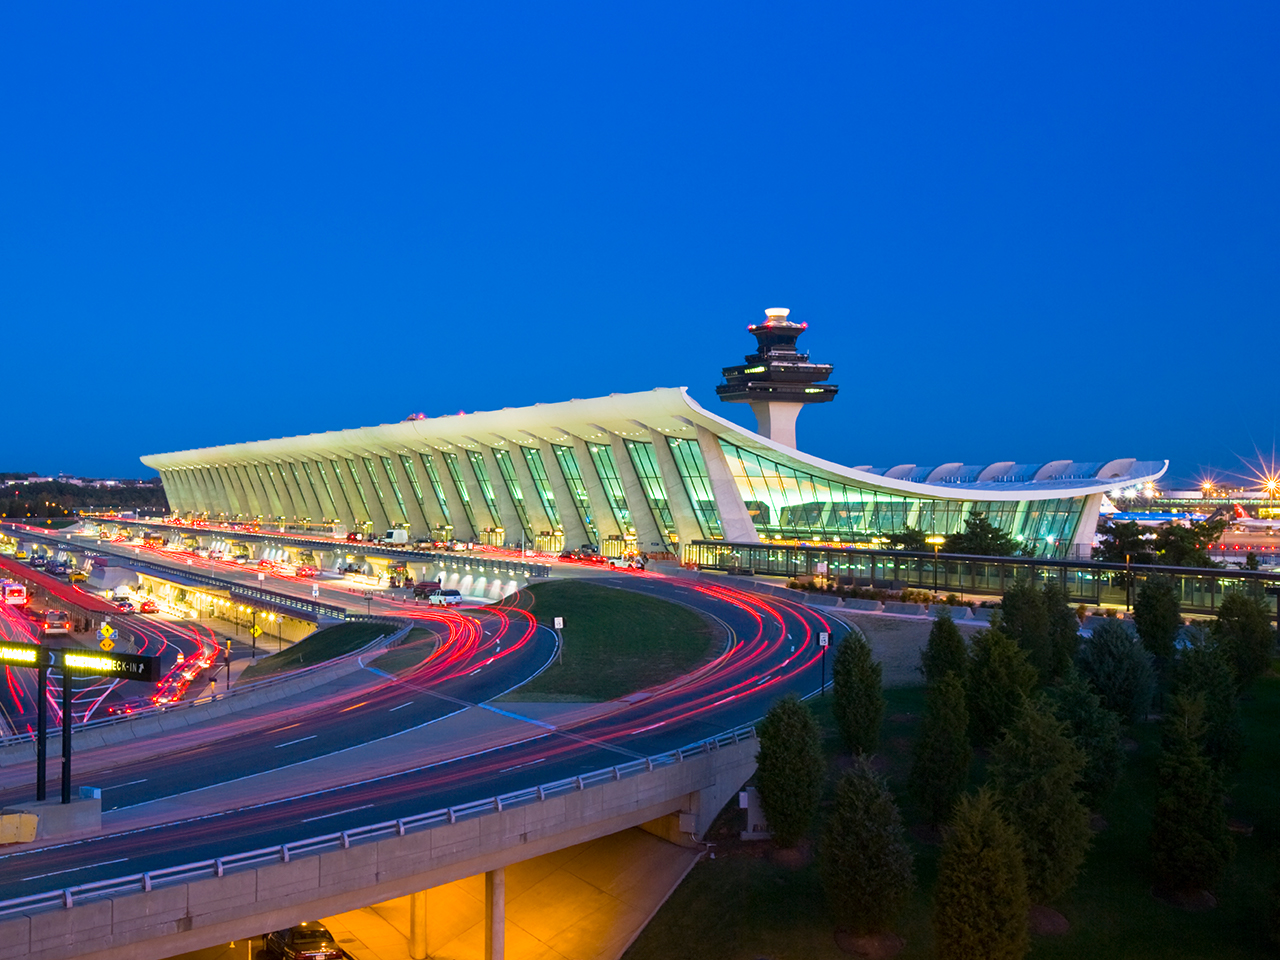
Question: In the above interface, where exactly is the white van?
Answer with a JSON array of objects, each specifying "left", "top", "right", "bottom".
[
  {"left": 383, "top": 529, "right": 410, "bottom": 545},
  {"left": 427, "top": 589, "right": 463, "bottom": 607}
]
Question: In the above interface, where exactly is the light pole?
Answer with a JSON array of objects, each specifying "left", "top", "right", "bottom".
[{"left": 926, "top": 537, "right": 945, "bottom": 594}]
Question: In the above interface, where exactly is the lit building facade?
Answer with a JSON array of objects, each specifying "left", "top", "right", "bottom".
[{"left": 142, "top": 386, "right": 1166, "bottom": 560}]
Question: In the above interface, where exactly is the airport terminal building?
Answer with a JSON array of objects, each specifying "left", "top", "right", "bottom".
[{"left": 142, "top": 313, "right": 1166, "bottom": 560}]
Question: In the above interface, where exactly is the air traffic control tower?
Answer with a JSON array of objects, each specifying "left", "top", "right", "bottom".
[{"left": 716, "top": 308, "right": 839, "bottom": 448}]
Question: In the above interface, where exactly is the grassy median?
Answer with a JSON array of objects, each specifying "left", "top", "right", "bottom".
[
  {"left": 624, "top": 670, "right": 1280, "bottom": 960},
  {"left": 237, "top": 621, "right": 399, "bottom": 682},
  {"left": 499, "top": 580, "right": 718, "bottom": 702}
]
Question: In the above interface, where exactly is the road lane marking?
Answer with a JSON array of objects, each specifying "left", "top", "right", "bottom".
[
  {"left": 390, "top": 701, "right": 414, "bottom": 711},
  {"left": 22, "top": 858, "right": 128, "bottom": 881},
  {"left": 275, "top": 735, "right": 317, "bottom": 748},
  {"left": 339, "top": 700, "right": 370, "bottom": 713},
  {"left": 301, "top": 804, "right": 374, "bottom": 823},
  {"left": 102, "top": 779, "right": 147, "bottom": 790},
  {"left": 499, "top": 757, "right": 545, "bottom": 773}
]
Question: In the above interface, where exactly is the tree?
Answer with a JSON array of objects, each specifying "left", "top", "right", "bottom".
[
  {"left": 754, "top": 695, "right": 825, "bottom": 847},
  {"left": 1043, "top": 580, "right": 1081, "bottom": 683},
  {"left": 888, "top": 527, "right": 928, "bottom": 551},
  {"left": 1076, "top": 620, "right": 1155, "bottom": 724},
  {"left": 1211, "top": 591, "right": 1276, "bottom": 690},
  {"left": 832, "top": 630, "right": 884, "bottom": 755},
  {"left": 1172, "top": 629, "right": 1243, "bottom": 776},
  {"left": 1152, "top": 518, "right": 1229, "bottom": 568},
  {"left": 1046, "top": 668, "right": 1125, "bottom": 808},
  {"left": 965, "top": 626, "right": 1038, "bottom": 745},
  {"left": 1132, "top": 575, "right": 1183, "bottom": 664},
  {"left": 944, "top": 511, "right": 1018, "bottom": 557},
  {"left": 821, "top": 758, "right": 915, "bottom": 936},
  {"left": 1093, "top": 518, "right": 1154, "bottom": 566},
  {"left": 934, "top": 789, "right": 1030, "bottom": 960},
  {"left": 1149, "top": 694, "right": 1233, "bottom": 893},
  {"left": 919, "top": 610, "right": 968, "bottom": 685},
  {"left": 909, "top": 673, "right": 972, "bottom": 825},
  {"left": 999, "top": 579, "right": 1053, "bottom": 684},
  {"left": 989, "top": 697, "right": 1092, "bottom": 903}
]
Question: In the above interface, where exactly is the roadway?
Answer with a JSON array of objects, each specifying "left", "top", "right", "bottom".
[{"left": 0, "top": 576, "right": 843, "bottom": 902}]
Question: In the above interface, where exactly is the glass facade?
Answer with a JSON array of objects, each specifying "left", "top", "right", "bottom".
[
  {"left": 302, "top": 461, "right": 336, "bottom": 520},
  {"left": 378, "top": 455, "right": 411, "bottom": 524},
  {"left": 419, "top": 452, "right": 452, "bottom": 527},
  {"left": 399, "top": 454, "right": 427, "bottom": 516},
  {"left": 718, "top": 440, "right": 1087, "bottom": 556},
  {"left": 623, "top": 440, "right": 679, "bottom": 545},
  {"left": 551, "top": 444, "right": 597, "bottom": 543},
  {"left": 587, "top": 442, "right": 633, "bottom": 536},
  {"left": 345, "top": 458, "right": 374, "bottom": 522},
  {"left": 253, "top": 464, "right": 281, "bottom": 517},
  {"left": 443, "top": 453, "right": 479, "bottom": 530},
  {"left": 327, "top": 459, "right": 361, "bottom": 522},
  {"left": 666, "top": 437, "right": 723, "bottom": 539},
  {"left": 520, "top": 447, "right": 561, "bottom": 529},
  {"left": 466, "top": 450, "right": 502, "bottom": 528},
  {"left": 493, "top": 449, "right": 533, "bottom": 540},
  {"left": 288, "top": 461, "right": 318, "bottom": 519}
]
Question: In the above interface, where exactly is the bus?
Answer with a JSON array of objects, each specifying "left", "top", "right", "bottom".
[{"left": 1, "top": 581, "right": 28, "bottom": 608}]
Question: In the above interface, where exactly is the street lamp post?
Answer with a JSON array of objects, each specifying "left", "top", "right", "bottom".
[{"left": 926, "top": 537, "right": 946, "bottom": 594}]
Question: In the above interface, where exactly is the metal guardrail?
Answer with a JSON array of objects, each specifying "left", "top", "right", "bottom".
[
  {"left": 0, "top": 623, "right": 412, "bottom": 751},
  {"left": 0, "top": 723, "right": 757, "bottom": 918}
]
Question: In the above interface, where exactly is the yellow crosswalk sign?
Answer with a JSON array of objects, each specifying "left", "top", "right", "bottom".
[{"left": 250, "top": 625, "right": 263, "bottom": 638}]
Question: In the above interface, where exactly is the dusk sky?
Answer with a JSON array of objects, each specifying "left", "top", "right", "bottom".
[{"left": 3, "top": 3, "right": 1277, "bottom": 488}]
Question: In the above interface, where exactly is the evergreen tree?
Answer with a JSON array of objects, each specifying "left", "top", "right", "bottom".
[
  {"left": 1132, "top": 575, "right": 1183, "bottom": 664},
  {"left": 1149, "top": 694, "right": 1234, "bottom": 893},
  {"left": 909, "top": 673, "right": 972, "bottom": 824},
  {"left": 1076, "top": 620, "right": 1155, "bottom": 724},
  {"left": 934, "top": 789, "right": 1030, "bottom": 960},
  {"left": 1211, "top": 591, "right": 1276, "bottom": 690},
  {"left": 919, "top": 610, "right": 968, "bottom": 685},
  {"left": 944, "top": 511, "right": 1019, "bottom": 557},
  {"left": 999, "top": 579, "right": 1053, "bottom": 684},
  {"left": 1172, "top": 629, "right": 1243, "bottom": 777},
  {"left": 820, "top": 758, "right": 915, "bottom": 936},
  {"left": 1046, "top": 668, "right": 1125, "bottom": 808},
  {"left": 832, "top": 630, "right": 884, "bottom": 755},
  {"left": 965, "top": 626, "right": 1038, "bottom": 745},
  {"left": 1043, "top": 580, "right": 1081, "bottom": 683},
  {"left": 989, "top": 696, "right": 1092, "bottom": 903},
  {"left": 754, "top": 695, "right": 825, "bottom": 848}
]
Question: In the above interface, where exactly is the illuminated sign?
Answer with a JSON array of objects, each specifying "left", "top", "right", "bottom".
[
  {"left": 0, "top": 645, "right": 39, "bottom": 666},
  {"left": 0, "top": 644, "right": 160, "bottom": 681}
]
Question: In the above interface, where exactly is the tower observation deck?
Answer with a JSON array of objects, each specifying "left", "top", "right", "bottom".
[{"left": 716, "top": 308, "right": 838, "bottom": 448}]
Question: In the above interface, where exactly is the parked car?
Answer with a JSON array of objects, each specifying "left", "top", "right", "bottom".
[
  {"left": 68, "top": 570, "right": 88, "bottom": 583},
  {"left": 263, "top": 922, "right": 347, "bottom": 960},
  {"left": 139, "top": 599, "right": 159, "bottom": 613},
  {"left": 427, "top": 588, "right": 463, "bottom": 607},
  {"left": 36, "top": 610, "right": 72, "bottom": 636},
  {"left": 30, "top": 556, "right": 46, "bottom": 568},
  {"left": 412, "top": 580, "right": 443, "bottom": 598}
]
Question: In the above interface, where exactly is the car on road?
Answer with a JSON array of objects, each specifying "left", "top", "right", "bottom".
[
  {"left": 68, "top": 569, "right": 87, "bottom": 583},
  {"left": 427, "top": 588, "right": 463, "bottom": 607},
  {"left": 36, "top": 610, "right": 71, "bottom": 636},
  {"left": 115, "top": 599, "right": 137, "bottom": 613},
  {"left": 263, "top": 922, "right": 347, "bottom": 960},
  {"left": 295, "top": 564, "right": 318, "bottom": 577},
  {"left": 139, "top": 599, "right": 159, "bottom": 613},
  {"left": 29, "top": 556, "right": 46, "bottom": 568},
  {"left": 412, "top": 579, "right": 443, "bottom": 598}
]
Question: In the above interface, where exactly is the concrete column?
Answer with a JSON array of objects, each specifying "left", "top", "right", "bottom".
[
  {"left": 570, "top": 436, "right": 622, "bottom": 541},
  {"left": 479, "top": 446, "right": 525, "bottom": 546},
  {"left": 1071, "top": 493, "right": 1104, "bottom": 560},
  {"left": 433, "top": 450, "right": 478, "bottom": 541},
  {"left": 403, "top": 453, "right": 449, "bottom": 530},
  {"left": 186, "top": 467, "right": 212, "bottom": 516},
  {"left": 270, "top": 462, "right": 305, "bottom": 520},
  {"left": 158, "top": 470, "right": 186, "bottom": 514},
  {"left": 234, "top": 464, "right": 267, "bottom": 517},
  {"left": 646, "top": 428, "right": 704, "bottom": 550},
  {"left": 352, "top": 454, "right": 394, "bottom": 533},
  {"left": 380, "top": 449, "right": 434, "bottom": 538},
  {"left": 506, "top": 443, "right": 553, "bottom": 537},
  {"left": 316, "top": 455, "right": 360, "bottom": 528},
  {"left": 485, "top": 867, "right": 505, "bottom": 960},
  {"left": 371, "top": 453, "right": 412, "bottom": 527},
  {"left": 408, "top": 889, "right": 428, "bottom": 960},
  {"left": 539, "top": 440, "right": 591, "bottom": 549},
  {"left": 216, "top": 466, "right": 246, "bottom": 518},
  {"left": 456, "top": 450, "right": 498, "bottom": 531},
  {"left": 747, "top": 400, "right": 805, "bottom": 449},
  {"left": 204, "top": 467, "right": 234, "bottom": 517},
  {"left": 609, "top": 433, "right": 666, "bottom": 553},
  {"left": 249, "top": 462, "right": 285, "bottom": 517},
  {"left": 285, "top": 461, "right": 325, "bottom": 523},
  {"left": 695, "top": 424, "right": 758, "bottom": 542}
]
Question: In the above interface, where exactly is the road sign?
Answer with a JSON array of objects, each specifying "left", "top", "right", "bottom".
[
  {"left": 257, "top": 572, "right": 265, "bottom": 581},
  {"left": 250, "top": 624, "right": 263, "bottom": 638},
  {"left": 97, "top": 623, "right": 116, "bottom": 642},
  {"left": 819, "top": 631, "right": 829, "bottom": 648},
  {"left": 312, "top": 584, "right": 320, "bottom": 599},
  {"left": 554, "top": 617, "right": 564, "bottom": 629},
  {"left": 99, "top": 638, "right": 115, "bottom": 652}
]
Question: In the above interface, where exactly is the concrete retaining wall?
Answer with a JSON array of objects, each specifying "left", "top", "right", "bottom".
[{"left": 0, "top": 739, "right": 757, "bottom": 960}]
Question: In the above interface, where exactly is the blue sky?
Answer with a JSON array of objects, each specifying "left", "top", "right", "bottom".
[{"left": 3, "top": 2, "right": 1277, "bottom": 487}]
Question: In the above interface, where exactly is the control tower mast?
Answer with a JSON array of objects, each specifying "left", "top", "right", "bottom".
[{"left": 716, "top": 308, "right": 838, "bottom": 448}]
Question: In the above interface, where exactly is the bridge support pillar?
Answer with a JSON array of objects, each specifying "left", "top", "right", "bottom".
[
  {"left": 408, "top": 889, "right": 428, "bottom": 960},
  {"left": 485, "top": 867, "right": 505, "bottom": 960}
]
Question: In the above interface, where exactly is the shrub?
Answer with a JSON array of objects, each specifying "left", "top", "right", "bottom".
[
  {"left": 1211, "top": 591, "right": 1276, "bottom": 690},
  {"left": 1076, "top": 620, "right": 1155, "bottom": 724},
  {"left": 821, "top": 758, "right": 915, "bottom": 936},
  {"left": 754, "top": 695, "right": 825, "bottom": 847},
  {"left": 920, "top": 610, "right": 968, "bottom": 685},
  {"left": 989, "top": 696, "right": 1092, "bottom": 903},
  {"left": 1046, "top": 668, "right": 1125, "bottom": 807},
  {"left": 999, "top": 579, "right": 1053, "bottom": 684},
  {"left": 934, "top": 789, "right": 1030, "bottom": 960},
  {"left": 909, "top": 673, "right": 971, "bottom": 825},
  {"left": 1149, "top": 694, "right": 1233, "bottom": 893},
  {"left": 1132, "top": 575, "right": 1182, "bottom": 664},
  {"left": 1172, "top": 629, "right": 1243, "bottom": 777},
  {"left": 966, "top": 626, "right": 1038, "bottom": 745},
  {"left": 1043, "top": 580, "right": 1081, "bottom": 683},
  {"left": 832, "top": 630, "right": 884, "bottom": 755}
]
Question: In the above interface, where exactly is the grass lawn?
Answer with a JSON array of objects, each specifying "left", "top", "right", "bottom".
[
  {"left": 237, "top": 620, "right": 400, "bottom": 682},
  {"left": 369, "top": 628, "right": 438, "bottom": 674},
  {"left": 498, "top": 580, "right": 718, "bottom": 702},
  {"left": 625, "top": 672, "right": 1280, "bottom": 960}
]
